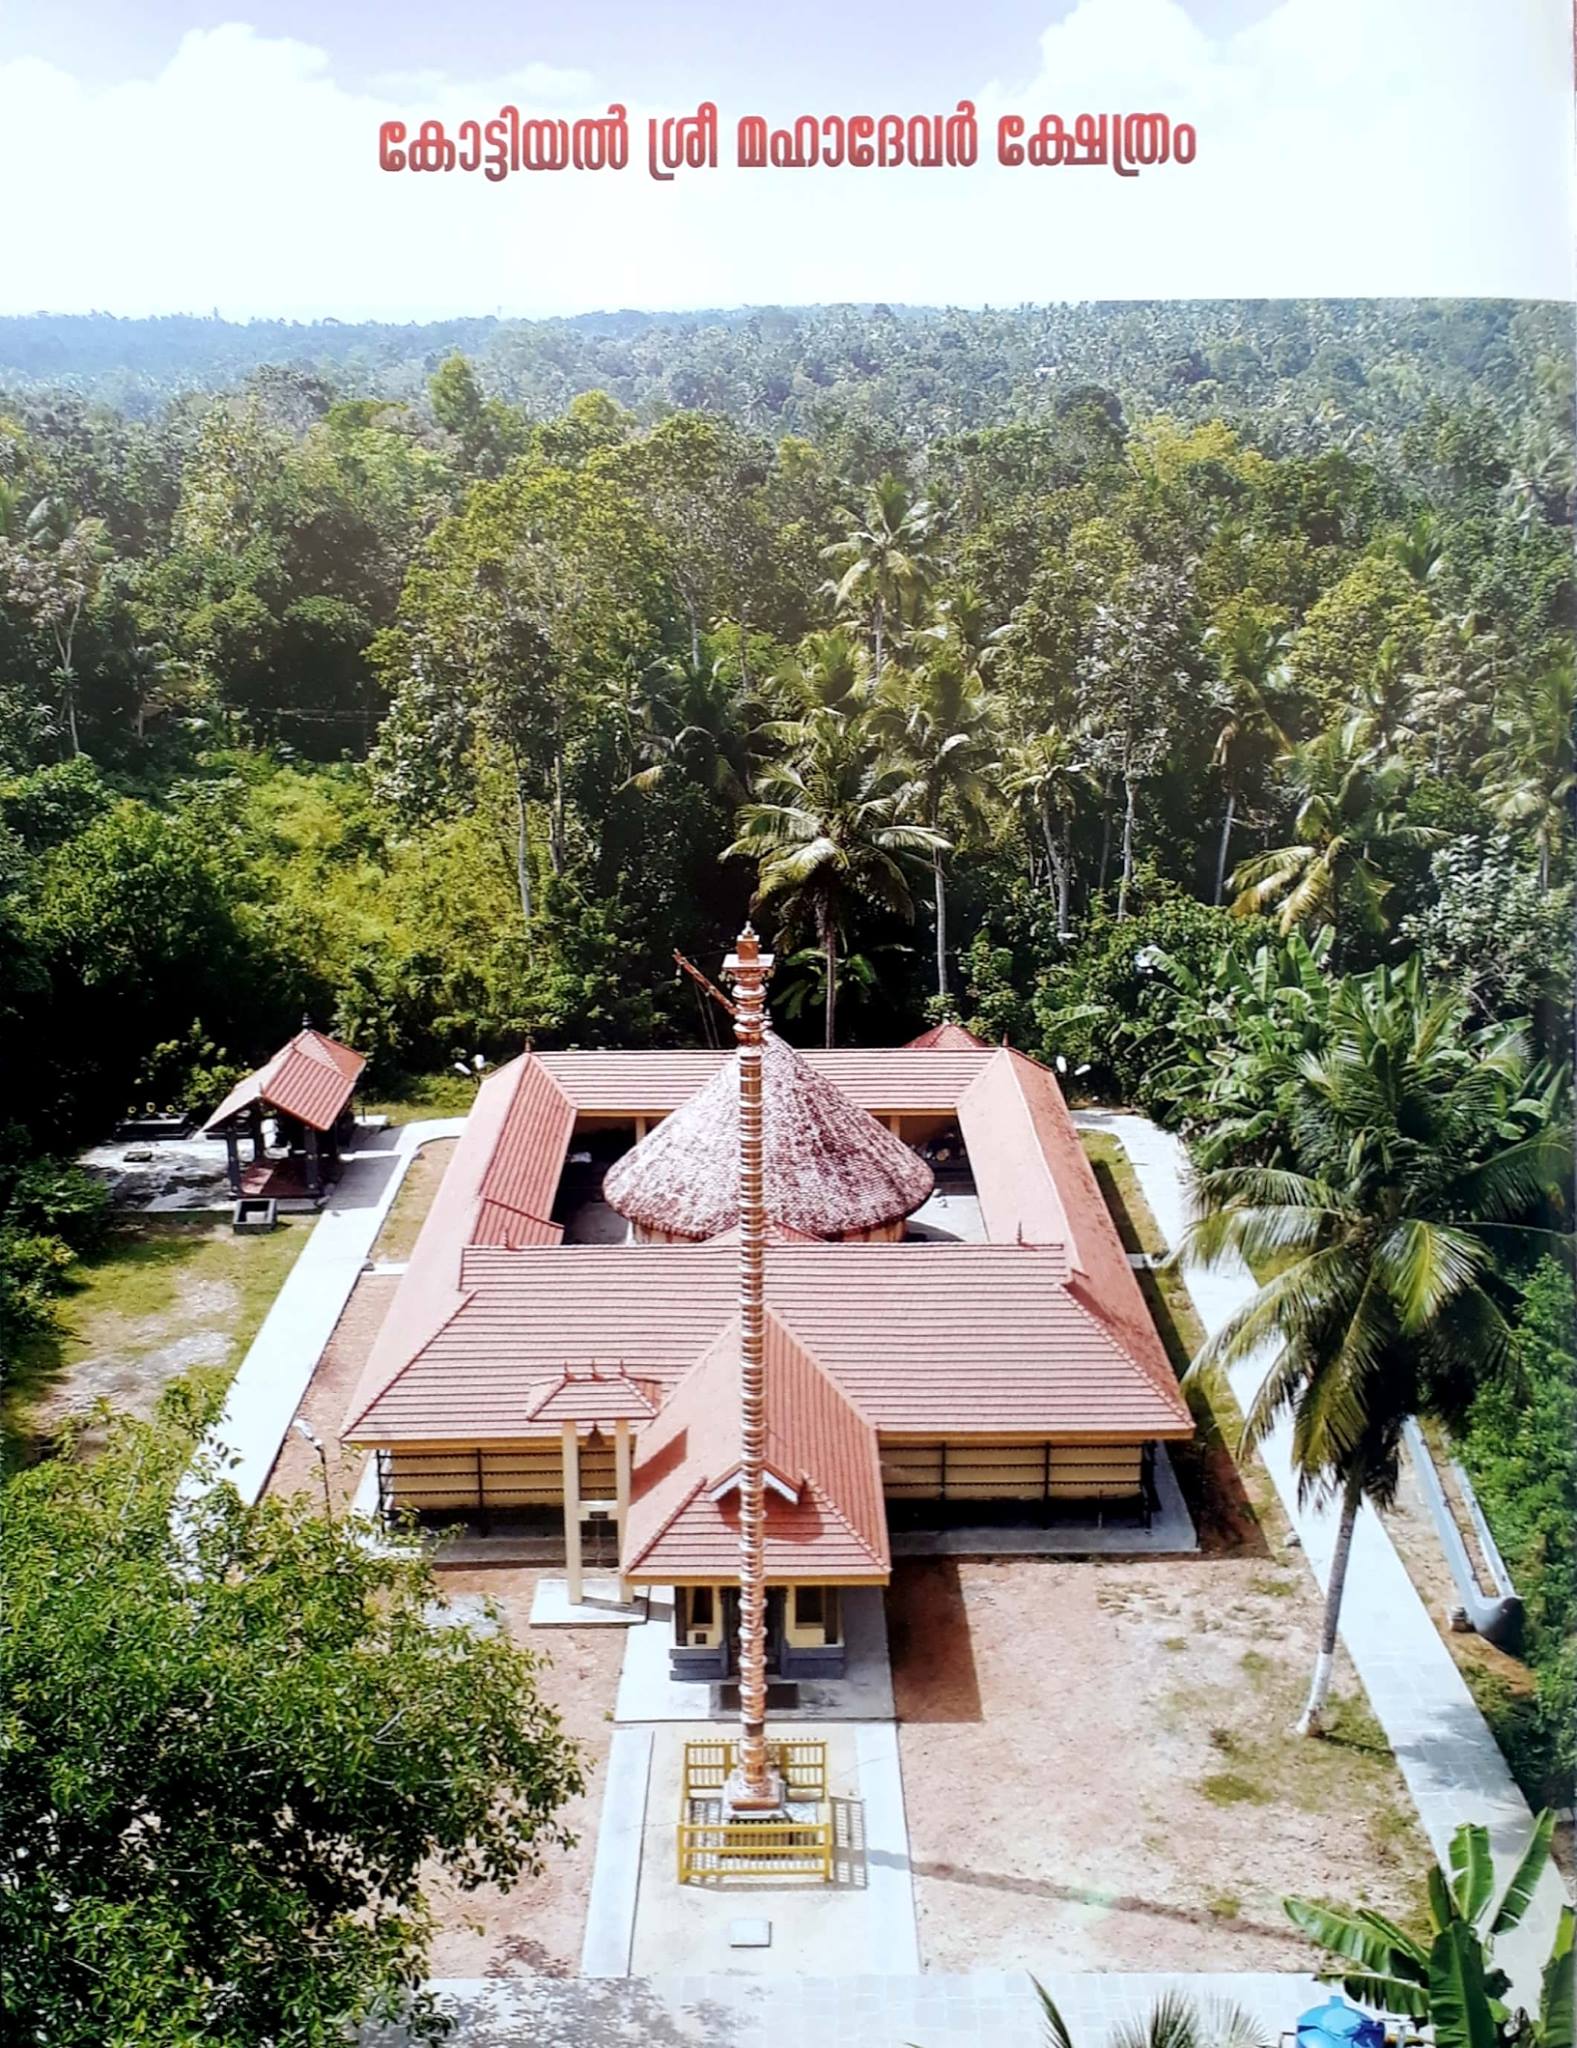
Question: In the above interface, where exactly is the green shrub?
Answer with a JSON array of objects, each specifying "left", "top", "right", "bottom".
[{"left": 1457, "top": 1258, "right": 1577, "bottom": 1803}]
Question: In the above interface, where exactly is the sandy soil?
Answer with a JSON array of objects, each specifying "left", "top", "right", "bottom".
[
  {"left": 263, "top": 1272, "right": 400, "bottom": 1507},
  {"left": 424, "top": 1567, "right": 626, "bottom": 1977},
  {"left": 891, "top": 1552, "right": 1432, "bottom": 1973}
]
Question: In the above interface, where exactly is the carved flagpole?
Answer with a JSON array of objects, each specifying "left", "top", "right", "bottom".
[{"left": 722, "top": 924, "right": 782, "bottom": 1813}]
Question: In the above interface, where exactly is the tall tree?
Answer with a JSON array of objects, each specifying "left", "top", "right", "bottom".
[
  {"left": 2, "top": 1397, "right": 583, "bottom": 2046},
  {"left": 1482, "top": 648, "right": 1574, "bottom": 891},
  {"left": 726, "top": 639, "right": 943, "bottom": 1044},
  {"left": 1079, "top": 563, "right": 1197, "bottom": 920},
  {"left": 1205, "top": 608, "right": 1289, "bottom": 905},
  {"left": 875, "top": 648, "right": 997, "bottom": 997},
  {"left": 0, "top": 505, "right": 108, "bottom": 758},
  {"left": 1184, "top": 964, "right": 1567, "bottom": 1734},
  {"left": 822, "top": 474, "right": 937, "bottom": 684}
]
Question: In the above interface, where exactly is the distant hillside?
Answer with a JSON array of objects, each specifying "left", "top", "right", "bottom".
[{"left": 1, "top": 301, "right": 1569, "bottom": 464}]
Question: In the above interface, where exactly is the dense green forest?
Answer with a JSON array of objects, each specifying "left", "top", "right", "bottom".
[{"left": 0, "top": 296, "right": 1572, "bottom": 1786}]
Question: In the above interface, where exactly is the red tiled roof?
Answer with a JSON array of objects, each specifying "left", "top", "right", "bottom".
[
  {"left": 522, "top": 1365, "right": 662, "bottom": 1426},
  {"left": 343, "top": 1057, "right": 567, "bottom": 1433},
  {"left": 603, "top": 1033, "right": 933, "bottom": 1240},
  {"left": 961, "top": 1049, "right": 1180, "bottom": 1405},
  {"left": 905, "top": 1021, "right": 992, "bottom": 1050},
  {"left": 623, "top": 1310, "right": 888, "bottom": 1581},
  {"left": 473, "top": 1056, "right": 573, "bottom": 1228},
  {"left": 343, "top": 1242, "right": 1190, "bottom": 1444},
  {"left": 339, "top": 1036, "right": 1195, "bottom": 1485},
  {"left": 533, "top": 1047, "right": 991, "bottom": 1114},
  {"left": 202, "top": 1028, "right": 364, "bottom": 1135}
]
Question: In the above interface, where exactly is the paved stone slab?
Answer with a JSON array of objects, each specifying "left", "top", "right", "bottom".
[
  {"left": 384, "top": 1969, "right": 1326, "bottom": 2046},
  {"left": 530, "top": 1575, "right": 649, "bottom": 1626},
  {"left": 581, "top": 1726, "right": 653, "bottom": 1977}
]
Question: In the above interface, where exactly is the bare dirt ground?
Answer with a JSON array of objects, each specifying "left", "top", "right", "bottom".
[
  {"left": 263, "top": 1271, "right": 401, "bottom": 1507},
  {"left": 891, "top": 1550, "right": 1431, "bottom": 1973},
  {"left": 424, "top": 1567, "right": 626, "bottom": 1977},
  {"left": 370, "top": 1138, "right": 457, "bottom": 1263}
]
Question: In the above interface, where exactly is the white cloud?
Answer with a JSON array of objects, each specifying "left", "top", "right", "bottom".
[{"left": 0, "top": 2, "right": 1570, "bottom": 320}]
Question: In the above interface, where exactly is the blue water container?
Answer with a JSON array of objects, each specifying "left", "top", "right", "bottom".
[{"left": 1296, "top": 1996, "right": 1387, "bottom": 2048}]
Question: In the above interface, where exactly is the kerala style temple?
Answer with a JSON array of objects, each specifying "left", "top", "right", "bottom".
[
  {"left": 341, "top": 1005, "right": 1194, "bottom": 1684},
  {"left": 203, "top": 1023, "right": 365, "bottom": 1203}
]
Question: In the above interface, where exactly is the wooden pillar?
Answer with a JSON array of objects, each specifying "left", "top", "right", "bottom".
[
  {"left": 223, "top": 1128, "right": 241, "bottom": 1196},
  {"left": 634, "top": 1116, "right": 648, "bottom": 1142},
  {"left": 561, "top": 1420, "right": 583, "bottom": 1604},
  {"left": 614, "top": 1417, "right": 632, "bottom": 1604},
  {"left": 248, "top": 1100, "right": 265, "bottom": 1162},
  {"left": 303, "top": 1126, "right": 322, "bottom": 1199}
]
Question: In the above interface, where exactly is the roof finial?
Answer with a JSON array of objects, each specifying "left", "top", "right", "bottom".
[{"left": 301, "top": 1007, "right": 314, "bottom": 1033}]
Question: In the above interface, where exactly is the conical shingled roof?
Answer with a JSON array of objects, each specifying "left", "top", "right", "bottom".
[{"left": 602, "top": 1031, "right": 934, "bottom": 1242}]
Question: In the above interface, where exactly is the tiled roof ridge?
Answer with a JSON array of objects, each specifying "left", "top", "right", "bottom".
[
  {"left": 763, "top": 1300, "right": 879, "bottom": 1429},
  {"left": 1063, "top": 1274, "right": 1189, "bottom": 1418},
  {"left": 622, "top": 1469, "right": 710, "bottom": 1573},
  {"left": 1001, "top": 1042, "right": 1082, "bottom": 1263},
  {"left": 341, "top": 1285, "right": 476, "bottom": 1437},
  {"left": 800, "top": 1472, "right": 888, "bottom": 1570}
]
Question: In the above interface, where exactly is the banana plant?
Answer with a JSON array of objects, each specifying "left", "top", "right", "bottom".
[{"left": 1285, "top": 1812, "right": 1572, "bottom": 2048}]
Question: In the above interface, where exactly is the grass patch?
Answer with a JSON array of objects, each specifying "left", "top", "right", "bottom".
[
  {"left": 1081, "top": 1132, "right": 1167, "bottom": 1257},
  {"left": 360, "top": 1072, "right": 478, "bottom": 1124},
  {"left": 1206, "top": 1893, "right": 1242, "bottom": 1921},
  {"left": 4, "top": 1216, "right": 309, "bottom": 1468},
  {"left": 1240, "top": 1648, "right": 1273, "bottom": 1679},
  {"left": 1200, "top": 1770, "right": 1271, "bottom": 1805}
]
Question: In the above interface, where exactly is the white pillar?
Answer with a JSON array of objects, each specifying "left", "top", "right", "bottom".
[
  {"left": 634, "top": 1115, "right": 648, "bottom": 1141},
  {"left": 614, "top": 1417, "right": 632, "bottom": 1604},
  {"left": 561, "top": 1420, "right": 583, "bottom": 1605}
]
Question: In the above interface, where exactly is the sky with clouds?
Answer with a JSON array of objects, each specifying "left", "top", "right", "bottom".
[{"left": 0, "top": 0, "right": 1571, "bottom": 319}]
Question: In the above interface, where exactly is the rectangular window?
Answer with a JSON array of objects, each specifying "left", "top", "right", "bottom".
[
  {"left": 795, "top": 1585, "right": 824, "bottom": 1626},
  {"left": 689, "top": 1586, "right": 714, "bottom": 1627}
]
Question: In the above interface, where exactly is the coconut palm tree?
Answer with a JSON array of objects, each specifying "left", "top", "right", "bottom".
[
  {"left": 821, "top": 474, "right": 937, "bottom": 684},
  {"left": 1032, "top": 1985, "right": 1267, "bottom": 2048},
  {"left": 1206, "top": 612, "right": 1289, "bottom": 905},
  {"left": 1184, "top": 962, "right": 1567, "bottom": 1735},
  {"left": 1481, "top": 648, "right": 1574, "bottom": 891},
  {"left": 724, "top": 698, "right": 945, "bottom": 1048},
  {"left": 1352, "top": 635, "right": 1423, "bottom": 763},
  {"left": 1230, "top": 718, "right": 1438, "bottom": 945},
  {"left": 1002, "top": 725, "right": 1090, "bottom": 937},
  {"left": 875, "top": 649, "right": 998, "bottom": 998},
  {"left": 626, "top": 651, "right": 754, "bottom": 810},
  {"left": 1385, "top": 507, "right": 1447, "bottom": 587}
]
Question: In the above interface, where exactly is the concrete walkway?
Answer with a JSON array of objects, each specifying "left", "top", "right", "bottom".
[
  {"left": 179, "top": 1118, "right": 463, "bottom": 1509},
  {"left": 1077, "top": 1110, "right": 1571, "bottom": 2001},
  {"left": 584, "top": 1580, "right": 920, "bottom": 1983},
  {"left": 383, "top": 1969, "right": 1326, "bottom": 2046}
]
